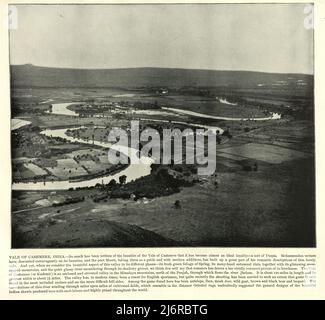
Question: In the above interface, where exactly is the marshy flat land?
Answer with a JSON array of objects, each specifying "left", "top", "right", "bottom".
[{"left": 11, "top": 66, "right": 315, "bottom": 248}]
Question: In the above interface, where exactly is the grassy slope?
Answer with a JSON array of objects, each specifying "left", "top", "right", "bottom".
[{"left": 12, "top": 218, "right": 178, "bottom": 248}]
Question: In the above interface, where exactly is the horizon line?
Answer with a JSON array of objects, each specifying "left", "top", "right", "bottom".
[{"left": 10, "top": 63, "right": 314, "bottom": 76}]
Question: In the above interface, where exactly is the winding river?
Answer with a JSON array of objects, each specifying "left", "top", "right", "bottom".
[
  {"left": 12, "top": 125, "right": 154, "bottom": 191},
  {"left": 162, "top": 107, "right": 281, "bottom": 121},
  {"left": 12, "top": 101, "right": 280, "bottom": 191}
]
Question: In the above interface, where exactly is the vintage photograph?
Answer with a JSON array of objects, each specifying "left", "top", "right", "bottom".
[{"left": 10, "top": 3, "right": 315, "bottom": 248}]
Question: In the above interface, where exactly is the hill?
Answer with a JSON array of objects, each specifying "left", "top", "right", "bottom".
[{"left": 10, "top": 64, "right": 313, "bottom": 89}]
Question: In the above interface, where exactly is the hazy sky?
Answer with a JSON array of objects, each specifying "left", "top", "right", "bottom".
[{"left": 10, "top": 4, "right": 313, "bottom": 74}]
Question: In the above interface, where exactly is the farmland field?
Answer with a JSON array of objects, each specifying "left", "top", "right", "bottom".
[{"left": 218, "top": 143, "right": 310, "bottom": 164}]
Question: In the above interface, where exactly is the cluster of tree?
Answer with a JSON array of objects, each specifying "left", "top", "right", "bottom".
[
  {"left": 92, "top": 193, "right": 109, "bottom": 203},
  {"left": 222, "top": 128, "right": 232, "bottom": 139},
  {"left": 109, "top": 168, "right": 193, "bottom": 200},
  {"left": 133, "top": 101, "right": 160, "bottom": 110}
]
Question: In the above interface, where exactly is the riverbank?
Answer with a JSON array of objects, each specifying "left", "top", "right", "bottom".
[{"left": 11, "top": 119, "right": 32, "bottom": 131}]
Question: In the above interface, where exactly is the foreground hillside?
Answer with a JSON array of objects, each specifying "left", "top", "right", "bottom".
[{"left": 12, "top": 219, "right": 177, "bottom": 248}]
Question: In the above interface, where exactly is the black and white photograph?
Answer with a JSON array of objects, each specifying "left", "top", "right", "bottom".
[{"left": 10, "top": 3, "right": 315, "bottom": 248}]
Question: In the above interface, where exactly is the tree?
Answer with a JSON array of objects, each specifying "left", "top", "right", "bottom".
[
  {"left": 108, "top": 179, "right": 117, "bottom": 188},
  {"left": 119, "top": 175, "right": 127, "bottom": 185}
]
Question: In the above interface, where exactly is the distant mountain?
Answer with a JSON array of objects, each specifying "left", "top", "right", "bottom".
[{"left": 10, "top": 64, "right": 313, "bottom": 89}]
